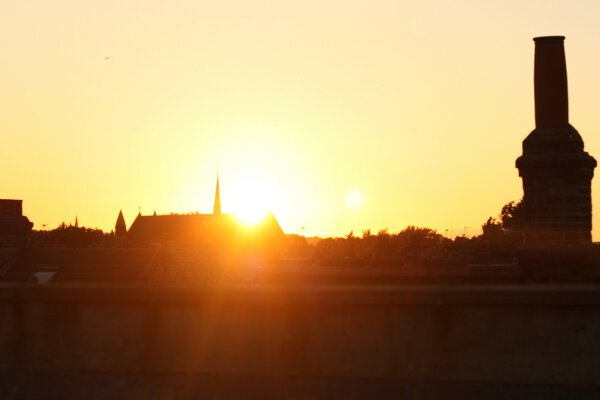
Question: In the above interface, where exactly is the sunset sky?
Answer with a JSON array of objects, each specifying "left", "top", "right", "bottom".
[{"left": 3, "top": 1, "right": 600, "bottom": 238}]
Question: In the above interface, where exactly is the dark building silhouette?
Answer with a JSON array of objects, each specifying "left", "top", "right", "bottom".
[
  {"left": 126, "top": 176, "right": 284, "bottom": 266},
  {"left": 516, "top": 36, "right": 596, "bottom": 243},
  {"left": 115, "top": 210, "right": 127, "bottom": 236},
  {"left": 0, "top": 247, "right": 155, "bottom": 284},
  {"left": 0, "top": 199, "right": 33, "bottom": 251},
  {"left": 0, "top": 177, "right": 284, "bottom": 284},
  {"left": 114, "top": 209, "right": 127, "bottom": 246}
]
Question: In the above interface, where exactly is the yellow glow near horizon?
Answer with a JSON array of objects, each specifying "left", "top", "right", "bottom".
[{"left": 4, "top": 1, "right": 600, "bottom": 239}]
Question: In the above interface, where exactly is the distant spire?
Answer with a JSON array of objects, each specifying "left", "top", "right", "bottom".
[
  {"left": 74, "top": 215, "right": 79, "bottom": 228},
  {"left": 213, "top": 173, "right": 221, "bottom": 215},
  {"left": 115, "top": 210, "right": 127, "bottom": 236}
]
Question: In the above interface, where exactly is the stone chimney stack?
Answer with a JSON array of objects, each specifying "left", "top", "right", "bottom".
[
  {"left": 516, "top": 36, "right": 596, "bottom": 244},
  {"left": 534, "top": 36, "right": 569, "bottom": 128}
]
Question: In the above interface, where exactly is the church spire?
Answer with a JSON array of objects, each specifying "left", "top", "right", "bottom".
[{"left": 213, "top": 173, "right": 221, "bottom": 215}]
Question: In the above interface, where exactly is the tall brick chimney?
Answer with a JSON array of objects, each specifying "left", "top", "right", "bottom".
[{"left": 516, "top": 36, "right": 596, "bottom": 244}]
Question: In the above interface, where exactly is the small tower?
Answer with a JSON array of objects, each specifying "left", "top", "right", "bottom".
[
  {"left": 213, "top": 174, "right": 221, "bottom": 215},
  {"left": 0, "top": 200, "right": 33, "bottom": 252},
  {"left": 115, "top": 210, "right": 127, "bottom": 237},
  {"left": 516, "top": 36, "right": 596, "bottom": 244}
]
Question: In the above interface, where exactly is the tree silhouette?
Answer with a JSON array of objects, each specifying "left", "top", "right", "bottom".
[
  {"left": 31, "top": 224, "right": 112, "bottom": 247},
  {"left": 500, "top": 199, "right": 526, "bottom": 231}
]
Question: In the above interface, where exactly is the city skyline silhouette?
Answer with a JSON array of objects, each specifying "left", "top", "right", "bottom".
[
  {"left": 3, "top": 1, "right": 600, "bottom": 240},
  {"left": 4, "top": 4, "right": 600, "bottom": 399}
]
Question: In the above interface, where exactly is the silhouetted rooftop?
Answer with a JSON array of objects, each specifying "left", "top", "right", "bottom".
[
  {"left": 0, "top": 247, "right": 157, "bottom": 284},
  {"left": 127, "top": 212, "right": 284, "bottom": 246}
]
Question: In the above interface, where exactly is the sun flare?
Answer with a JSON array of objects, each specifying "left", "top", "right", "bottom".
[
  {"left": 344, "top": 189, "right": 364, "bottom": 211},
  {"left": 236, "top": 205, "right": 268, "bottom": 226},
  {"left": 228, "top": 177, "right": 273, "bottom": 226}
]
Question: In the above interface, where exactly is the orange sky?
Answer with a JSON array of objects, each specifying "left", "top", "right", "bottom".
[{"left": 3, "top": 1, "right": 600, "bottom": 238}]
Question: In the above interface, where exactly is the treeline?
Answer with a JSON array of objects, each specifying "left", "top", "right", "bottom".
[
  {"left": 29, "top": 200, "right": 527, "bottom": 263},
  {"left": 31, "top": 223, "right": 113, "bottom": 247},
  {"left": 283, "top": 200, "right": 525, "bottom": 266}
]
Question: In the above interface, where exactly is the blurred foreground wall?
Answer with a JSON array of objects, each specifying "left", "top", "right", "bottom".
[{"left": 1, "top": 284, "right": 600, "bottom": 399}]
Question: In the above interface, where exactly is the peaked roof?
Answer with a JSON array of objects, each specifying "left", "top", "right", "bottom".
[
  {"left": 125, "top": 175, "right": 284, "bottom": 246},
  {"left": 126, "top": 212, "right": 284, "bottom": 246},
  {"left": 115, "top": 210, "right": 127, "bottom": 233}
]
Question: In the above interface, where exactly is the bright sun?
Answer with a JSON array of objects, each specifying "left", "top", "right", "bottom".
[
  {"left": 237, "top": 202, "right": 269, "bottom": 225},
  {"left": 229, "top": 178, "right": 272, "bottom": 225},
  {"left": 344, "top": 189, "right": 364, "bottom": 211}
]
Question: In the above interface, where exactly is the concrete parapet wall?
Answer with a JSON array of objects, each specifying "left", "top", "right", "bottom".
[{"left": 1, "top": 284, "right": 600, "bottom": 398}]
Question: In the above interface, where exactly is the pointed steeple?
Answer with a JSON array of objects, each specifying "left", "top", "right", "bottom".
[
  {"left": 74, "top": 215, "right": 79, "bottom": 228},
  {"left": 115, "top": 210, "right": 127, "bottom": 236},
  {"left": 213, "top": 173, "right": 221, "bottom": 215}
]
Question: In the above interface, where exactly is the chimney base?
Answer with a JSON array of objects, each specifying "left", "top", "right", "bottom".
[{"left": 516, "top": 126, "right": 596, "bottom": 245}]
